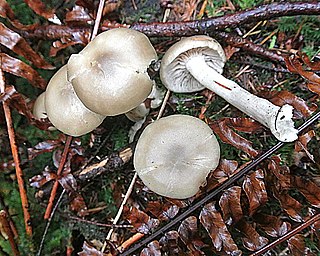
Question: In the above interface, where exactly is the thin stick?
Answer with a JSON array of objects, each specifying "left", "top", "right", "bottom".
[
  {"left": 156, "top": 89, "right": 171, "bottom": 120},
  {"left": 91, "top": 0, "right": 105, "bottom": 40},
  {"left": 0, "top": 66, "right": 32, "bottom": 236},
  {"left": 44, "top": 136, "right": 72, "bottom": 219},
  {"left": 117, "top": 233, "right": 145, "bottom": 253},
  {"left": 0, "top": 210, "right": 20, "bottom": 256},
  {"left": 250, "top": 213, "right": 320, "bottom": 256}
]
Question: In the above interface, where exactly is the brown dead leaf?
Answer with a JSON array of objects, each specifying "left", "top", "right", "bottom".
[
  {"left": 291, "top": 176, "right": 320, "bottom": 208},
  {"left": 178, "top": 216, "right": 207, "bottom": 255},
  {"left": 266, "top": 90, "right": 317, "bottom": 118},
  {"left": 0, "top": 23, "right": 54, "bottom": 69},
  {"left": 78, "top": 241, "right": 107, "bottom": 256},
  {"left": 65, "top": 5, "right": 93, "bottom": 25},
  {"left": 29, "top": 167, "right": 57, "bottom": 188},
  {"left": 24, "top": 0, "right": 56, "bottom": 20},
  {"left": 243, "top": 169, "right": 268, "bottom": 216},
  {"left": 288, "top": 234, "right": 309, "bottom": 256},
  {"left": 0, "top": 85, "right": 16, "bottom": 103},
  {"left": 210, "top": 119, "right": 259, "bottom": 158},
  {"left": 199, "top": 202, "right": 241, "bottom": 255},
  {"left": 253, "top": 213, "right": 291, "bottom": 237},
  {"left": 0, "top": 53, "right": 47, "bottom": 89},
  {"left": 294, "top": 130, "right": 315, "bottom": 162},
  {"left": 140, "top": 241, "right": 161, "bottom": 256},
  {"left": 236, "top": 219, "right": 268, "bottom": 251},
  {"left": 306, "top": 82, "right": 320, "bottom": 96},
  {"left": 225, "top": 117, "right": 264, "bottom": 133},
  {"left": 125, "top": 206, "right": 159, "bottom": 234},
  {"left": 146, "top": 201, "right": 179, "bottom": 221},
  {"left": 28, "top": 139, "right": 63, "bottom": 160},
  {"left": 268, "top": 156, "right": 291, "bottom": 190},
  {"left": 159, "top": 231, "right": 183, "bottom": 255},
  {"left": 219, "top": 186, "right": 243, "bottom": 225}
]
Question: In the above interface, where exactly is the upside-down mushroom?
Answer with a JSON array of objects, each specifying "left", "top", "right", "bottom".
[{"left": 160, "top": 35, "right": 298, "bottom": 142}]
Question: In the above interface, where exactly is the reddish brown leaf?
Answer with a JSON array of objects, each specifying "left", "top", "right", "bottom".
[
  {"left": 306, "top": 82, "right": 320, "bottom": 96},
  {"left": 178, "top": 216, "right": 207, "bottom": 255},
  {"left": 253, "top": 213, "right": 291, "bottom": 237},
  {"left": 273, "top": 190, "right": 303, "bottom": 222},
  {"left": 219, "top": 186, "right": 243, "bottom": 225},
  {"left": 140, "top": 241, "right": 161, "bottom": 256},
  {"left": 291, "top": 176, "right": 320, "bottom": 208},
  {"left": 199, "top": 202, "right": 241, "bottom": 255},
  {"left": 268, "top": 156, "right": 291, "bottom": 189},
  {"left": 212, "top": 159, "right": 239, "bottom": 180},
  {"left": 225, "top": 117, "right": 263, "bottom": 133},
  {"left": 125, "top": 207, "right": 159, "bottom": 234},
  {"left": 267, "top": 90, "right": 317, "bottom": 118},
  {"left": 24, "top": 0, "right": 56, "bottom": 20},
  {"left": 29, "top": 167, "right": 57, "bottom": 188},
  {"left": 236, "top": 219, "right": 268, "bottom": 251},
  {"left": 288, "top": 234, "right": 307, "bottom": 256},
  {"left": 294, "top": 130, "right": 315, "bottom": 162},
  {"left": 210, "top": 119, "right": 259, "bottom": 158},
  {"left": 0, "top": 53, "right": 47, "bottom": 89},
  {"left": 28, "top": 139, "right": 63, "bottom": 160},
  {"left": 159, "top": 231, "right": 183, "bottom": 255},
  {"left": 243, "top": 169, "right": 268, "bottom": 216},
  {"left": 146, "top": 201, "right": 179, "bottom": 221},
  {"left": 0, "top": 23, "right": 54, "bottom": 69},
  {"left": 49, "top": 40, "right": 81, "bottom": 57},
  {"left": 78, "top": 241, "right": 107, "bottom": 256},
  {"left": 0, "top": 85, "right": 16, "bottom": 103},
  {"left": 65, "top": 5, "right": 93, "bottom": 25}
]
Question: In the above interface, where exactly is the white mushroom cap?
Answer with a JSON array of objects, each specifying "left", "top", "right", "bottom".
[
  {"left": 45, "top": 65, "right": 105, "bottom": 136},
  {"left": 160, "top": 35, "right": 226, "bottom": 93},
  {"left": 33, "top": 92, "right": 47, "bottom": 119},
  {"left": 134, "top": 114, "right": 220, "bottom": 199},
  {"left": 67, "top": 28, "right": 158, "bottom": 116}
]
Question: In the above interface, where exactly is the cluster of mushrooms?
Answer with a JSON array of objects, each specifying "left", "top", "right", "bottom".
[{"left": 34, "top": 28, "right": 299, "bottom": 199}]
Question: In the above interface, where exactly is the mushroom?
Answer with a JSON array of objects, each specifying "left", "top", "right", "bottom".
[
  {"left": 45, "top": 65, "right": 105, "bottom": 136},
  {"left": 133, "top": 114, "right": 220, "bottom": 199},
  {"left": 33, "top": 92, "right": 48, "bottom": 120},
  {"left": 160, "top": 36, "right": 298, "bottom": 142},
  {"left": 67, "top": 28, "right": 158, "bottom": 116}
]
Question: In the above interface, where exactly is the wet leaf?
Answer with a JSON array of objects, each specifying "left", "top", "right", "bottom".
[
  {"left": 125, "top": 207, "right": 159, "bottom": 234},
  {"left": 273, "top": 190, "right": 303, "bottom": 222},
  {"left": 243, "top": 169, "right": 268, "bottom": 216},
  {"left": 266, "top": 90, "right": 317, "bottom": 118},
  {"left": 0, "top": 85, "right": 16, "bottom": 103},
  {"left": 268, "top": 156, "right": 291, "bottom": 190},
  {"left": 159, "top": 231, "right": 183, "bottom": 255},
  {"left": 291, "top": 176, "right": 320, "bottom": 208},
  {"left": 65, "top": 5, "right": 93, "bottom": 25},
  {"left": 29, "top": 167, "right": 56, "bottom": 188},
  {"left": 288, "top": 234, "right": 307, "bottom": 256},
  {"left": 294, "top": 130, "right": 315, "bottom": 162},
  {"left": 210, "top": 119, "right": 259, "bottom": 158},
  {"left": 212, "top": 159, "right": 239, "bottom": 180},
  {"left": 236, "top": 219, "right": 268, "bottom": 251},
  {"left": 0, "top": 23, "right": 54, "bottom": 69},
  {"left": 0, "top": 53, "right": 47, "bottom": 89},
  {"left": 199, "top": 202, "right": 241, "bottom": 255},
  {"left": 306, "top": 82, "right": 320, "bottom": 96},
  {"left": 24, "top": 0, "right": 57, "bottom": 21},
  {"left": 146, "top": 201, "right": 179, "bottom": 221},
  {"left": 178, "top": 216, "right": 206, "bottom": 255},
  {"left": 219, "top": 186, "right": 243, "bottom": 225},
  {"left": 253, "top": 213, "right": 291, "bottom": 237},
  {"left": 225, "top": 117, "right": 263, "bottom": 133},
  {"left": 78, "top": 241, "right": 107, "bottom": 256},
  {"left": 140, "top": 241, "right": 161, "bottom": 256},
  {"left": 28, "top": 139, "right": 63, "bottom": 160}
]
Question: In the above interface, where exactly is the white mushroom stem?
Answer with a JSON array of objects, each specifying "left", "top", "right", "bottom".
[{"left": 185, "top": 56, "right": 298, "bottom": 142}]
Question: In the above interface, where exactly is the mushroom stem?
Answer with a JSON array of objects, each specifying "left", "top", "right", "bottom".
[{"left": 185, "top": 56, "right": 298, "bottom": 142}]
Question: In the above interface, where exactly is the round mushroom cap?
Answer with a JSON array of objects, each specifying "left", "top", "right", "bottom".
[
  {"left": 45, "top": 65, "right": 105, "bottom": 136},
  {"left": 33, "top": 92, "right": 47, "bottom": 119},
  {"left": 67, "top": 28, "right": 158, "bottom": 116},
  {"left": 134, "top": 114, "right": 220, "bottom": 199},
  {"left": 160, "top": 35, "right": 226, "bottom": 93}
]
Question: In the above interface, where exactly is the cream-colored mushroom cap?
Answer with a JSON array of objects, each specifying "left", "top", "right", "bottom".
[
  {"left": 160, "top": 35, "right": 226, "bottom": 93},
  {"left": 33, "top": 92, "right": 47, "bottom": 119},
  {"left": 45, "top": 65, "right": 105, "bottom": 136},
  {"left": 134, "top": 114, "right": 220, "bottom": 199},
  {"left": 67, "top": 28, "right": 158, "bottom": 116}
]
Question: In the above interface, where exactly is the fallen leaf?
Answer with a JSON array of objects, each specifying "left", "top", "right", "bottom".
[
  {"left": 140, "top": 241, "right": 161, "bottom": 256},
  {"left": 267, "top": 156, "right": 291, "bottom": 190},
  {"left": 219, "top": 186, "right": 243, "bottom": 225},
  {"left": 28, "top": 139, "right": 63, "bottom": 160},
  {"left": 294, "top": 130, "right": 315, "bottom": 162},
  {"left": 0, "top": 53, "right": 47, "bottom": 89},
  {"left": 236, "top": 219, "right": 268, "bottom": 251},
  {"left": 78, "top": 241, "right": 107, "bottom": 256},
  {"left": 159, "top": 231, "right": 183, "bottom": 255},
  {"left": 199, "top": 202, "right": 241, "bottom": 255},
  {"left": 0, "top": 85, "right": 16, "bottom": 103},
  {"left": 288, "top": 234, "right": 307, "bottom": 256},
  {"left": 243, "top": 169, "right": 268, "bottom": 216},
  {"left": 24, "top": 0, "right": 57, "bottom": 21},
  {"left": 65, "top": 5, "right": 93, "bottom": 25},
  {"left": 125, "top": 207, "right": 159, "bottom": 234},
  {"left": 253, "top": 213, "right": 291, "bottom": 237},
  {"left": 291, "top": 176, "right": 320, "bottom": 208},
  {"left": 146, "top": 201, "right": 179, "bottom": 221},
  {"left": 29, "top": 167, "right": 57, "bottom": 188}
]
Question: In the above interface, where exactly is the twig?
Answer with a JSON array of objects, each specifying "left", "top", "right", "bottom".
[
  {"left": 0, "top": 193, "right": 18, "bottom": 238},
  {"left": 0, "top": 64, "right": 32, "bottom": 236},
  {"left": 91, "top": 0, "right": 105, "bottom": 40},
  {"left": 117, "top": 233, "right": 145, "bottom": 253},
  {"left": 120, "top": 110, "right": 320, "bottom": 255},
  {"left": 250, "top": 213, "right": 320, "bottom": 256},
  {"left": 68, "top": 215, "right": 132, "bottom": 228},
  {"left": 0, "top": 210, "right": 20, "bottom": 256},
  {"left": 44, "top": 136, "right": 72, "bottom": 219},
  {"left": 37, "top": 189, "right": 66, "bottom": 256}
]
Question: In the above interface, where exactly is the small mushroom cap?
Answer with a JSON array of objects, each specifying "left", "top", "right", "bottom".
[
  {"left": 67, "top": 28, "right": 157, "bottom": 116},
  {"left": 33, "top": 92, "right": 47, "bottom": 119},
  {"left": 45, "top": 65, "right": 105, "bottom": 136},
  {"left": 160, "top": 35, "right": 226, "bottom": 93},
  {"left": 134, "top": 114, "right": 220, "bottom": 199}
]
